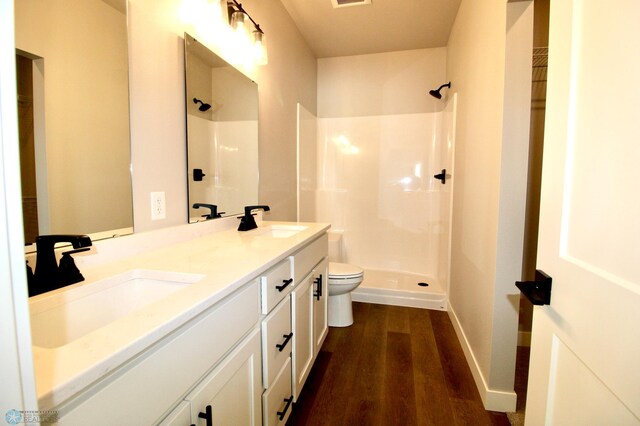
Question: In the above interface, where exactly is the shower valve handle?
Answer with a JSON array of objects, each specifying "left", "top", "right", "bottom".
[{"left": 434, "top": 169, "right": 450, "bottom": 184}]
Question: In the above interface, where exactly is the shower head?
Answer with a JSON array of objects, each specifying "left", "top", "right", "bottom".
[
  {"left": 193, "top": 98, "right": 212, "bottom": 112},
  {"left": 429, "top": 82, "right": 451, "bottom": 99}
]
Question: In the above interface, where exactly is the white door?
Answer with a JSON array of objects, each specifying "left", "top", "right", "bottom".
[{"left": 525, "top": 1, "right": 640, "bottom": 424}]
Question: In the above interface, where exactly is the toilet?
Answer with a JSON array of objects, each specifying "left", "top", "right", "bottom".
[{"left": 328, "top": 232, "right": 364, "bottom": 327}]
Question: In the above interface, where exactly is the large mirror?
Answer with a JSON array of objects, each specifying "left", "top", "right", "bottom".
[
  {"left": 184, "top": 33, "right": 259, "bottom": 223},
  {"left": 15, "top": 0, "right": 133, "bottom": 250}
]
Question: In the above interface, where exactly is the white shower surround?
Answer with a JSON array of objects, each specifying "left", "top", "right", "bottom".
[
  {"left": 187, "top": 115, "right": 258, "bottom": 221},
  {"left": 316, "top": 99, "right": 455, "bottom": 309}
]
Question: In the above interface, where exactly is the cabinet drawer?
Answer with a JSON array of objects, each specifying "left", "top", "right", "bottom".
[
  {"left": 261, "top": 258, "right": 293, "bottom": 314},
  {"left": 261, "top": 297, "right": 292, "bottom": 389},
  {"left": 262, "top": 358, "right": 293, "bottom": 426},
  {"left": 292, "top": 234, "right": 328, "bottom": 285},
  {"left": 56, "top": 281, "right": 259, "bottom": 425}
]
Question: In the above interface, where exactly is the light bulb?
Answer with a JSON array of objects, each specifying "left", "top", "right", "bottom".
[
  {"left": 252, "top": 30, "right": 268, "bottom": 65},
  {"left": 230, "top": 10, "right": 246, "bottom": 33}
]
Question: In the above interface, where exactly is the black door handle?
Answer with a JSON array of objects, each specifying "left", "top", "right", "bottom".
[{"left": 516, "top": 270, "right": 552, "bottom": 305}]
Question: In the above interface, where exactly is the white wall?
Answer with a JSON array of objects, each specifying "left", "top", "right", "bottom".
[
  {"left": 129, "top": 0, "right": 316, "bottom": 232},
  {"left": 297, "top": 103, "right": 317, "bottom": 221},
  {"left": 317, "top": 49, "right": 449, "bottom": 276},
  {"left": 446, "top": 0, "right": 533, "bottom": 411}
]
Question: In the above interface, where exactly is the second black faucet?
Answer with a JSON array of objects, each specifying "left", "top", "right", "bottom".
[{"left": 238, "top": 205, "right": 270, "bottom": 231}]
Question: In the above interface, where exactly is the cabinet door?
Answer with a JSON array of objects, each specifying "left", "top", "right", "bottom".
[
  {"left": 291, "top": 273, "right": 314, "bottom": 401},
  {"left": 188, "top": 328, "right": 262, "bottom": 426},
  {"left": 312, "top": 258, "right": 328, "bottom": 357},
  {"left": 158, "top": 401, "right": 191, "bottom": 426}
]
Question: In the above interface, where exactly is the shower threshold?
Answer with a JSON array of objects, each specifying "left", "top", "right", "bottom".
[{"left": 351, "top": 268, "right": 447, "bottom": 311}]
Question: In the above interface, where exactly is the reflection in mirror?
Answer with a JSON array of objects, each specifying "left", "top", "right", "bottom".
[
  {"left": 184, "top": 33, "right": 259, "bottom": 223},
  {"left": 15, "top": 0, "right": 133, "bottom": 250}
]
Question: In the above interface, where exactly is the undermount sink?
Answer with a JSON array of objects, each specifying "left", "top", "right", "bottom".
[
  {"left": 29, "top": 269, "right": 204, "bottom": 349},
  {"left": 254, "top": 224, "right": 308, "bottom": 238}
]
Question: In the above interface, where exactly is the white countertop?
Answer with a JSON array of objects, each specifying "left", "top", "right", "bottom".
[{"left": 30, "top": 220, "right": 330, "bottom": 409}]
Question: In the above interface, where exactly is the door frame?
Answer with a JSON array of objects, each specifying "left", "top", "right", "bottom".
[{"left": 0, "top": 0, "right": 38, "bottom": 413}]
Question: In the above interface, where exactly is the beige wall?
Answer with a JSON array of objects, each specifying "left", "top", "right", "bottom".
[
  {"left": 318, "top": 48, "right": 447, "bottom": 118},
  {"left": 446, "top": 0, "right": 533, "bottom": 411},
  {"left": 129, "top": 0, "right": 316, "bottom": 231},
  {"left": 15, "top": 0, "right": 132, "bottom": 236}
]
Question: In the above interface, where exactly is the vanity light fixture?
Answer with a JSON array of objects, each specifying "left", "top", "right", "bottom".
[{"left": 227, "top": 0, "right": 268, "bottom": 65}]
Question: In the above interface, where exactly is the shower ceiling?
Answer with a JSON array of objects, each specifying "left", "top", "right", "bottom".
[{"left": 279, "top": 0, "right": 462, "bottom": 57}]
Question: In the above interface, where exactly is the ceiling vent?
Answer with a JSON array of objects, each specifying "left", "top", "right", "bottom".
[{"left": 331, "top": 0, "right": 372, "bottom": 8}]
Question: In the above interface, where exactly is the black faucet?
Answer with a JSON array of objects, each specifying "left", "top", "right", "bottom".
[
  {"left": 238, "top": 205, "right": 270, "bottom": 231},
  {"left": 193, "top": 203, "right": 223, "bottom": 220},
  {"left": 30, "top": 234, "right": 92, "bottom": 296}
]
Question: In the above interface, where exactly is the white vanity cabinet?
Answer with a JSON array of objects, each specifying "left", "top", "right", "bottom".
[
  {"left": 37, "top": 223, "right": 330, "bottom": 426},
  {"left": 56, "top": 281, "right": 261, "bottom": 426},
  {"left": 259, "top": 258, "right": 295, "bottom": 425},
  {"left": 259, "top": 233, "right": 329, "bottom": 424}
]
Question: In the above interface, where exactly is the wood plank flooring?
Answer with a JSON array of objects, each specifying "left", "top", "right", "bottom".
[{"left": 286, "top": 302, "right": 510, "bottom": 426}]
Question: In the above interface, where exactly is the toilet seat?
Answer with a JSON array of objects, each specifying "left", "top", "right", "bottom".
[{"left": 329, "top": 262, "right": 364, "bottom": 280}]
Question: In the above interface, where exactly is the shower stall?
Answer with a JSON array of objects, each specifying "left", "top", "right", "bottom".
[
  {"left": 297, "top": 49, "right": 456, "bottom": 310},
  {"left": 298, "top": 93, "right": 457, "bottom": 310}
]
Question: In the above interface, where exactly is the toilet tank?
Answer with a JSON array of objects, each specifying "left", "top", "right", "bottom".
[{"left": 328, "top": 231, "right": 343, "bottom": 263}]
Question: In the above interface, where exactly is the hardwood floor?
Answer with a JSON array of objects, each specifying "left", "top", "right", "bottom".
[{"left": 287, "top": 302, "right": 510, "bottom": 426}]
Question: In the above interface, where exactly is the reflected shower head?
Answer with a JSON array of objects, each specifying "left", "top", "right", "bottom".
[
  {"left": 429, "top": 82, "right": 451, "bottom": 99},
  {"left": 193, "top": 98, "right": 212, "bottom": 112}
]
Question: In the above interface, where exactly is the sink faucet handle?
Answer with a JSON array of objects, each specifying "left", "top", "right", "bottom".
[
  {"left": 243, "top": 205, "right": 270, "bottom": 216},
  {"left": 238, "top": 205, "right": 270, "bottom": 231},
  {"left": 32, "top": 234, "right": 92, "bottom": 296},
  {"left": 58, "top": 247, "right": 91, "bottom": 286}
]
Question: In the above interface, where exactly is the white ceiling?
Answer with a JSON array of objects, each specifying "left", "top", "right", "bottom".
[{"left": 279, "top": 0, "right": 462, "bottom": 58}]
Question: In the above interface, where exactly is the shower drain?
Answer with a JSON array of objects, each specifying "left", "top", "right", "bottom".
[{"left": 417, "top": 282, "right": 430, "bottom": 287}]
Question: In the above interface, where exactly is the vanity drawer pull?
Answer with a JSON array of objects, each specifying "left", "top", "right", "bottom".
[
  {"left": 277, "top": 396, "right": 294, "bottom": 421},
  {"left": 276, "top": 278, "right": 293, "bottom": 292},
  {"left": 276, "top": 332, "right": 293, "bottom": 352},
  {"left": 198, "top": 405, "right": 212, "bottom": 426}
]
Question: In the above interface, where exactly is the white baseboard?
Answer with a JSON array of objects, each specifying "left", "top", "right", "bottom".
[{"left": 447, "top": 305, "right": 517, "bottom": 412}]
